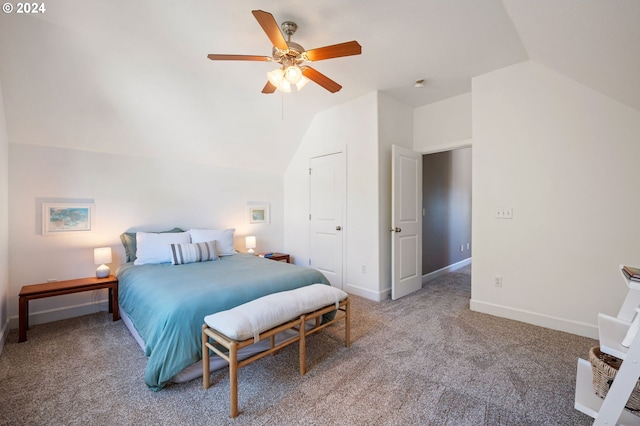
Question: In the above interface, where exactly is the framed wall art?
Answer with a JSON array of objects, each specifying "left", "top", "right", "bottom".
[
  {"left": 249, "top": 205, "right": 270, "bottom": 224},
  {"left": 42, "top": 203, "right": 94, "bottom": 235}
]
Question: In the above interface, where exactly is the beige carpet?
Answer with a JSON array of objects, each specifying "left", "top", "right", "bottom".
[{"left": 0, "top": 266, "right": 598, "bottom": 425}]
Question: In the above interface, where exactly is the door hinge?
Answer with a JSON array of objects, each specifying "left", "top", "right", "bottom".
[
  {"left": 308, "top": 258, "right": 311, "bottom": 266},
  {"left": 308, "top": 168, "right": 312, "bottom": 175},
  {"left": 309, "top": 213, "right": 311, "bottom": 220}
]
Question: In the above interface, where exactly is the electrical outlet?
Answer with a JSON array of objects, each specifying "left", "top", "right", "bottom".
[
  {"left": 496, "top": 208, "right": 513, "bottom": 219},
  {"left": 494, "top": 276, "right": 502, "bottom": 287},
  {"left": 361, "top": 265, "right": 366, "bottom": 274},
  {"left": 460, "top": 245, "right": 464, "bottom": 252}
]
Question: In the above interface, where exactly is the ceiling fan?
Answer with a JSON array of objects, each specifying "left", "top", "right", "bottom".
[{"left": 207, "top": 10, "right": 362, "bottom": 94}]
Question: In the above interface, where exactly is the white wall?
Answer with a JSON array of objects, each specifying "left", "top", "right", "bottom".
[
  {"left": 284, "top": 92, "right": 381, "bottom": 299},
  {"left": 284, "top": 91, "right": 413, "bottom": 301},
  {"left": 377, "top": 93, "right": 414, "bottom": 297},
  {"left": 7, "top": 144, "right": 284, "bottom": 328},
  {"left": 0, "top": 81, "right": 9, "bottom": 351},
  {"left": 414, "top": 92, "right": 472, "bottom": 153},
  {"left": 471, "top": 60, "right": 640, "bottom": 338}
]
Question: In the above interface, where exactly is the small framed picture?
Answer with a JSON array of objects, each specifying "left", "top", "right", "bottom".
[
  {"left": 42, "top": 203, "right": 94, "bottom": 235},
  {"left": 249, "top": 205, "right": 270, "bottom": 224}
]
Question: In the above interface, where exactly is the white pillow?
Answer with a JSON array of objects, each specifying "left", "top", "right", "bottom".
[
  {"left": 190, "top": 228, "right": 235, "bottom": 256},
  {"left": 134, "top": 231, "right": 191, "bottom": 265}
]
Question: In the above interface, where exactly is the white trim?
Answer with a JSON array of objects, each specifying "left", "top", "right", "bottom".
[
  {"left": 346, "top": 283, "right": 388, "bottom": 302},
  {"left": 470, "top": 299, "right": 598, "bottom": 339},
  {"left": 8, "top": 299, "right": 109, "bottom": 330},
  {"left": 422, "top": 257, "right": 472, "bottom": 284},
  {"left": 417, "top": 138, "right": 472, "bottom": 155}
]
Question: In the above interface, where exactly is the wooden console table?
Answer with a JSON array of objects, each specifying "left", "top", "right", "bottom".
[{"left": 18, "top": 275, "right": 119, "bottom": 342}]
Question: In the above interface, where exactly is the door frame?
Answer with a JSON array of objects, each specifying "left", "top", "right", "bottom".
[{"left": 413, "top": 140, "right": 473, "bottom": 285}]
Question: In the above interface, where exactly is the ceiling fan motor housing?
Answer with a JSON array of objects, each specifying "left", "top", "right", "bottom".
[
  {"left": 272, "top": 41, "right": 306, "bottom": 65},
  {"left": 281, "top": 21, "right": 298, "bottom": 38}
]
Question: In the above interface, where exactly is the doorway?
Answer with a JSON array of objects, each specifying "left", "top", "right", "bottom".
[{"left": 422, "top": 147, "right": 472, "bottom": 279}]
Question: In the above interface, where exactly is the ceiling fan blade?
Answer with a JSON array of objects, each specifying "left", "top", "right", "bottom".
[
  {"left": 305, "top": 41, "right": 362, "bottom": 61},
  {"left": 301, "top": 66, "right": 342, "bottom": 93},
  {"left": 262, "top": 81, "right": 277, "bottom": 94},
  {"left": 207, "top": 54, "right": 271, "bottom": 61},
  {"left": 252, "top": 10, "right": 288, "bottom": 51}
]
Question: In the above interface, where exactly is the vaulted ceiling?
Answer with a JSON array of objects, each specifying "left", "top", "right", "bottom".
[{"left": 1, "top": 0, "right": 638, "bottom": 173}]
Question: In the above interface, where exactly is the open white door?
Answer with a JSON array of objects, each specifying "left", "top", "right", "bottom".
[{"left": 391, "top": 145, "right": 422, "bottom": 300}]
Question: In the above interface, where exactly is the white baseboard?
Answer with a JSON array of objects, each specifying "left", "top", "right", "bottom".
[
  {"left": 345, "top": 283, "right": 388, "bottom": 302},
  {"left": 470, "top": 299, "right": 598, "bottom": 339},
  {"left": 8, "top": 299, "right": 110, "bottom": 331},
  {"left": 422, "top": 257, "right": 472, "bottom": 284},
  {"left": 349, "top": 258, "right": 473, "bottom": 302}
]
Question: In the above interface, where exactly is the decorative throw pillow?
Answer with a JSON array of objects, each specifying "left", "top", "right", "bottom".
[
  {"left": 120, "top": 227, "right": 184, "bottom": 263},
  {"left": 190, "top": 228, "right": 236, "bottom": 256},
  {"left": 134, "top": 231, "right": 191, "bottom": 265},
  {"left": 170, "top": 240, "right": 218, "bottom": 265}
]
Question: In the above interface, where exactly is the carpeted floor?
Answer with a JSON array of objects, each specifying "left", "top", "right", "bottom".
[{"left": 0, "top": 266, "right": 598, "bottom": 425}]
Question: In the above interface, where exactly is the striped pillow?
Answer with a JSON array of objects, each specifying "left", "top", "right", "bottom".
[{"left": 170, "top": 240, "right": 218, "bottom": 265}]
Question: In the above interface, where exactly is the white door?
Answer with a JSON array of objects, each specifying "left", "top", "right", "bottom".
[
  {"left": 309, "top": 152, "right": 345, "bottom": 289},
  {"left": 391, "top": 145, "right": 422, "bottom": 300}
]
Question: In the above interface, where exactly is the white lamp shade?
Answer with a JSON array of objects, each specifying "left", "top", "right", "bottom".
[
  {"left": 94, "top": 247, "right": 112, "bottom": 265},
  {"left": 267, "top": 68, "right": 284, "bottom": 87},
  {"left": 245, "top": 236, "right": 256, "bottom": 250},
  {"left": 296, "top": 76, "right": 310, "bottom": 91},
  {"left": 280, "top": 79, "right": 292, "bottom": 93},
  {"left": 284, "top": 65, "right": 302, "bottom": 84}
]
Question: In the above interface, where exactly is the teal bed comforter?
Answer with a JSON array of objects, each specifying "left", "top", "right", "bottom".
[{"left": 116, "top": 253, "right": 329, "bottom": 390}]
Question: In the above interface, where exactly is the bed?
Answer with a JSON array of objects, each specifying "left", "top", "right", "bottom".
[{"left": 116, "top": 228, "right": 330, "bottom": 391}]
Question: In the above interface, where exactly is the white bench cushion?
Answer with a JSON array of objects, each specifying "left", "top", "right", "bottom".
[{"left": 204, "top": 284, "right": 348, "bottom": 342}]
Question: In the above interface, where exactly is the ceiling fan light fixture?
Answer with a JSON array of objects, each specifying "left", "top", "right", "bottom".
[
  {"left": 267, "top": 68, "right": 284, "bottom": 87},
  {"left": 267, "top": 66, "right": 308, "bottom": 93},
  {"left": 280, "top": 79, "right": 292, "bottom": 93},
  {"left": 295, "top": 76, "right": 310, "bottom": 91},
  {"left": 284, "top": 64, "right": 303, "bottom": 84}
]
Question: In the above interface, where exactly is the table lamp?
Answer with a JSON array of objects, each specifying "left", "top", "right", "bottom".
[
  {"left": 245, "top": 236, "right": 256, "bottom": 254},
  {"left": 94, "top": 247, "right": 112, "bottom": 278}
]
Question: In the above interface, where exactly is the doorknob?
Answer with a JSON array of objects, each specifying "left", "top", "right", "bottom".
[
  {"left": 389, "top": 227, "right": 401, "bottom": 233},
  {"left": 336, "top": 226, "right": 342, "bottom": 231}
]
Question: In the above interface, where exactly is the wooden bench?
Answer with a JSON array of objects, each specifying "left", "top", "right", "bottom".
[
  {"left": 19, "top": 275, "right": 119, "bottom": 342},
  {"left": 202, "top": 284, "right": 350, "bottom": 418}
]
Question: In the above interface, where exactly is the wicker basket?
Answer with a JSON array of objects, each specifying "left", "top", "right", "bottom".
[{"left": 589, "top": 346, "right": 640, "bottom": 414}]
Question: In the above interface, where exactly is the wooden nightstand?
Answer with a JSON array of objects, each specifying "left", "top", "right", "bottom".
[
  {"left": 257, "top": 252, "right": 290, "bottom": 263},
  {"left": 18, "top": 275, "right": 119, "bottom": 342}
]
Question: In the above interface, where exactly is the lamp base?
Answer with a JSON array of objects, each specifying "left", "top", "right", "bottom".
[
  {"left": 96, "top": 264, "right": 110, "bottom": 278},
  {"left": 247, "top": 248, "right": 255, "bottom": 254}
]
